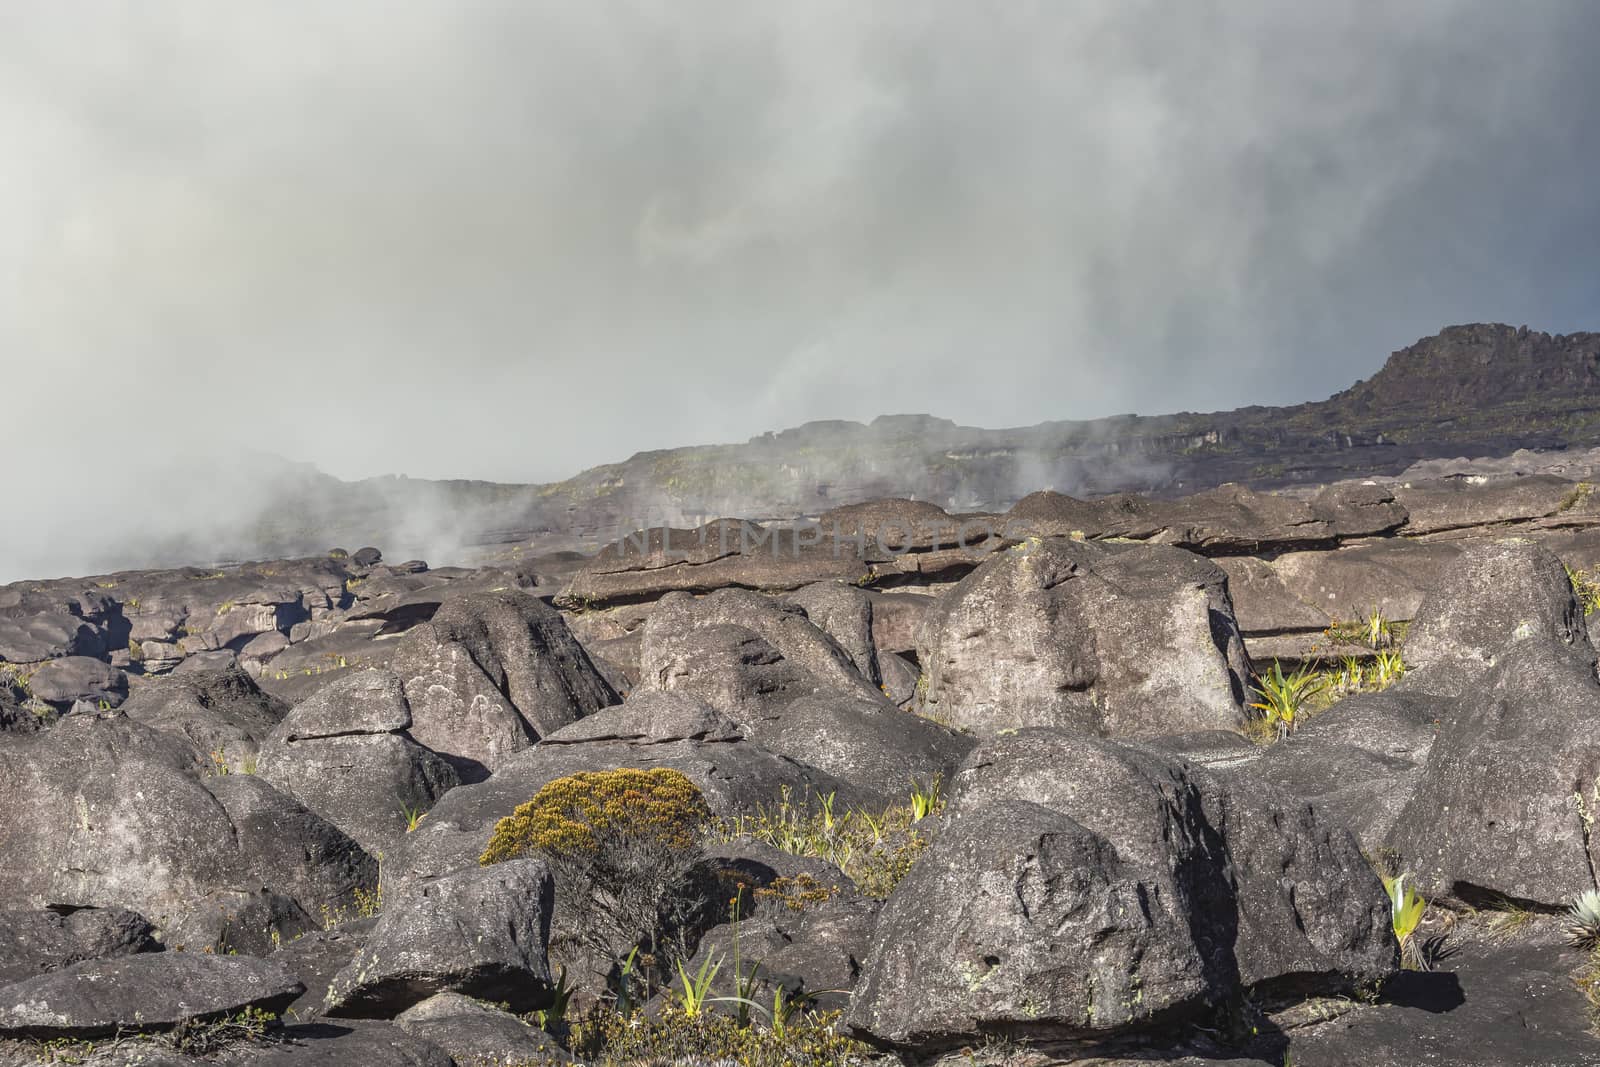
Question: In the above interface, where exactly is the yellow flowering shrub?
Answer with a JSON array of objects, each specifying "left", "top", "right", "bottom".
[{"left": 480, "top": 767, "right": 710, "bottom": 865}]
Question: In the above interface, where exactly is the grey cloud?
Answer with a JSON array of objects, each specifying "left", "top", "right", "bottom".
[{"left": 1, "top": 1, "right": 1597, "bottom": 580}]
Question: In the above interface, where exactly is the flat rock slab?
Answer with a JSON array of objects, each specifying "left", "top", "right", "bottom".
[
  {"left": 0, "top": 953, "right": 304, "bottom": 1038},
  {"left": 251, "top": 1020, "right": 454, "bottom": 1066},
  {"left": 1286, "top": 924, "right": 1600, "bottom": 1066}
]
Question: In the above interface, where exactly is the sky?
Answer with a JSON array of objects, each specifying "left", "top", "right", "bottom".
[{"left": 2, "top": 2, "right": 1599, "bottom": 578}]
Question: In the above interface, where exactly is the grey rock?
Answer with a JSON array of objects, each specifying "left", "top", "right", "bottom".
[
  {"left": 0, "top": 953, "right": 303, "bottom": 1038},
  {"left": 118, "top": 668, "right": 287, "bottom": 771},
  {"left": 325, "top": 858, "right": 554, "bottom": 1017},
  {"left": 396, "top": 991, "right": 572, "bottom": 1064},
  {"left": 916, "top": 539, "right": 1249, "bottom": 737},
  {"left": 0, "top": 714, "right": 376, "bottom": 954},
  {"left": 1403, "top": 538, "right": 1589, "bottom": 698},
  {"left": 26, "top": 657, "right": 128, "bottom": 711},
  {"left": 393, "top": 590, "right": 618, "bottom": 780},
  {"left": 274, "top": 669, "right": 413, "bottom": 740},
  {"left": 1389, "top": 638, "right": 1600, "bottom": 905},
  {"left": 848, "top": 731, "right": 1394, "bottom": 1051},
  {"left": 641, "top": 588, "right": 891, "bottom": 711},
  {"left": 254, "top": 1020, "right": 455, "bottom": 1066},
  {"left": 737, "top": 693, "right": 973, "bottom": 800},
  {"left": 0, "top": 907, "right": 159, "bottom": 985},
  {"left": 785, "top": 581, "right": 883, "bottom": 686}
]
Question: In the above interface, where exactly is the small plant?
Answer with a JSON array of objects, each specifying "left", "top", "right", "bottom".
[
  {"left": 674, "top": 948, "right": 722, "bottom": 1018},
  {"left": 401, "top": 803, "right": 426, "bottom": 832},
  {"left": 1372, "top": 648, "right": 1406, "bottom": 688},
  {"left": 1248, "top": 660, "right": 1325, "bottom": 740},
  {"left": 1568, "top": 564, "right": 1600, "bottom": 617},
  {"left": 909, "top": 775, "right": 943, "bottom": 822},
  {"left": 1384, "top": 873, "right": 1427, "bottom": 970},
  {"left": 1566, "top": 889, "right": 1600, "bottom": 950},
  {"left": 531, "top": 965, "right": 576, "bottom": 1033},
  {"left": 168, "top": 1006, "right": 278, "bottom": 1054}
]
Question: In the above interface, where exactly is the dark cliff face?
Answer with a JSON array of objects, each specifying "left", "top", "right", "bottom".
[
  {"left": 1332, "top": 324, "right": 1600, "bottom": 413},
  {"left": 73, "top": 323, "right": 1600, "bottom": 571}
]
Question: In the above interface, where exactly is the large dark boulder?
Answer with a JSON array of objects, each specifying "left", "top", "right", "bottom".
[
  {"left": 0, "top": 713, "right": 376, "bottom": 953},
  {"left": 640, "top": 589, "right": 890, "bottom": 710},
  {"left": 392, "top": 590, "right": 617, "bottom": 780},
  {"left": 324, "top": 858, "right": 555, "bottom": 1017},
  {"left": 785, "top": 581, "right": 884, "bottom": 686},
  {"left": 252, "top": 1020, "right": 456, "bottom": 1066},
  {"left": 395, "top": 992, "right": 573, "bottom": 1064},
  {"left": 0, "top": 953, "right": 303, "bottom": 1038},
  {"left": 24, "top": 657, "right": 128, "bottom": 711},
  {"left": 915, "top": 539, "right": 1249, "bottom": 737},
  {"left": 736, "top": 693, "right": 974, "bottom": 800},
  {"left": 1389, "top": 638, "right": 1600, "bottom": 905},
  {"left": 118, "top": 666, "right": 288, "bottom": 772},
  {"left": 257, "top": 670, "right": 459, "bottom": 857},
  {"left": 1402, "top": 538, "right": 1589, "bottom": 698},
  {"left": 0, "top": 907, "right": 159, "bottom": 985},
  {"left": 848, "top": 731, "right": 1393, "bottom": 1051},
  {"left": 1241, "top": 686, "right": 1442, "bottom": 847}
]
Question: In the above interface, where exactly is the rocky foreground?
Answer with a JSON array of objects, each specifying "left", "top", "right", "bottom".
[{"left": 4, "top": 465, "right": 1600, "bottom": 1064}]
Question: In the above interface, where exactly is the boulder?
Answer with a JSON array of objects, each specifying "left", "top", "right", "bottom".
[
  {"left": 256, "top": 670, "right": 459, "bottom": 857},
  {"left": 848, "top": 731, "right": 1394, "bottom": 1051},
  {"left": 0, "top": 613, "right": 106, "bottom": 664},
  {"left": 1241, "top": 686, "right": 1442, "bottom": 846},
  {"left": 915, "top": 539, "right": 1249, "bottom": 737},
  {"left": 736, "top": 693, "right": 974, "bottom": 800},
  {"left": 641, "top": 589, "right": 890, "bottom": 710},
  {"left": 0, "top": 713, "right": 376, "bottom": 953},
  {"left": 1389, "top": 638, "right": 1600, "bottom": 905},
  {"left": 0, "top": 907, "right": 159, "bottom": 985},
  {"left": 253, "top": 1020, "right": 455, "bottom": 1066},
  {"left": 560, "top": 519, "right": 865, "bottom": 607},
  {"left": 1402, "top": 538, "right": 1589, "bottom": 698},
  {"left": 0, "top": 953, "right": 303, "bottom": 1038},
  {"left": 684, "top": 897, "right": 878, "bottom": 1013},
  {"left": 392, "top": 590, "right": 618, "bottom": 780},
  {"left": 785, "top": 581, "right": 884, "bottom": 686},
  {"left": 24, "top": 657, "right": 128, "bottom": 711},
  {"left": 324, "top": 858, "right": 555, "bottom": 1017},
  {"left": 118, "top": 667, "right": 288, "bottom": 772},
  {"left": 396, "top": 992, "right": 573, "bottom": 1064}
]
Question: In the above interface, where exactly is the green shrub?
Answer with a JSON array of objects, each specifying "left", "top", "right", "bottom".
[{"left": 482, "top": 768, "right": 712, "bottom": 978}]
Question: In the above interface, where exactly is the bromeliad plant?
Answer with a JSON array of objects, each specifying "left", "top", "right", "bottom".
[
  {"left": 1565, "top": 889, "right": 1600, "bottom": 950},
  {"left": 1384, "top": 873, "right": 1428, "bottom": 970},
  {"left": 1248, "top": 659, "right": 1326, "bottom": 740}
]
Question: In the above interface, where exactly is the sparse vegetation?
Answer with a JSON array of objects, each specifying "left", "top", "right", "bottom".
[
  {"left": 713, "top": 783, "right": 943, "bottom": 900},
  {"left": 481, "top": 768, "right": 712, "bottom": 979},
  {"left": 565, "top": 1004, "right": 872, "bottom": 1067},
  {"left": 1568, "top": 564, "right": 1600, "bottom": 616}
]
